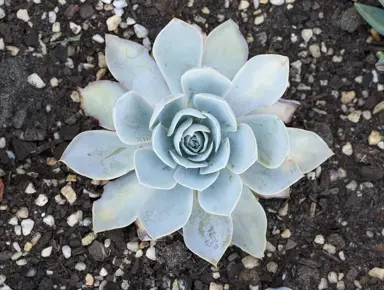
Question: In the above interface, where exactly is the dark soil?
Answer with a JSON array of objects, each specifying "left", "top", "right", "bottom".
[{"left": 0, "top": 0, "right": 384, "bottom": 289}]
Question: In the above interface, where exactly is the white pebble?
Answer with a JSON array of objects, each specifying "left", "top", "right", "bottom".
[
  {"left": 48, "top": 11, "right": 56, "bottom": 23},
  {"left": 146, "top": 247, "right": 156, "bottom": 261},
  {"left": 328, "top": 271, "right": 338, "bottom": 284},
  {"left": 106, "top": 15, "right": 121, "bottom": 31},
  {"left": 0, "top": 8, "right": 5, "bottom": 19},
  {"left": 17, "top": 9, "right": 30, "bottom": 22},
  {"left": 309, "top": 44, "right": 321, "bottom": 58},
  {"left": 318, "top": 277, "right": 328, "bottom": 289},
  {"left": 99, "top": 267, "right": 108, "bottom": 276},
  {"left": 238, "top": 0, "right": 250, "bottom": 10},
  {"left": 347, "top": 110, "right": 361, "bottom": 123},
  {"left": 115, "top": 268, "right": 124, "bottom": 276},
  {"left": 16, "top": 259, "right": 28, "bottom": 266},
  {"left": 337, "top": 281, "right": 345, "bottom": 290},
  {"left": 21, "top": 219, "right": 34, "bottom": 236},
  {"left": 254, "top": 15, "right": 264, "bottom": 25},
  {"left": 41, "top": 246, "right": 53, "bottom": 257},
  {"left": 69, "top": 22, "right": 81, "bottom": 35},
  {"left": 266, "top": 262, "right": 278, "bottom": 273},
  {"left": 281, "top": 229, "right": 292, "bottom": 239},
  {"left": 134, "top": 24, "right": 148, "bottom": 38},
  {"left": 43, "top": 215, "right": 55, "bottom": 227},
  {"left": 16, "top": 207, "right": 29, "bottom": 219},
  {"left": 241, "top": 255, "right": 259, "bottom": 269},
  {"left": 323, "top": 243, "right": 336, "bottom": 254},
  {"left": 209, "top": 283, "right": 223, "bottom": 290},
  {"left": 61, "top": 184, "right": 77, "bottom": 204},
  {"left": 62, "top": 245, "right": 71, "bottom": 259},
  {"left": 126, "top": 17, "right": 136, "bottom": 25},
  {"left": 67, "top": 210, "right": 83, "bottom": 227},
  {"left": 35, "top": 194, "right": 48, "bottom": 207},
  {"left": 113, "top": 0, "right": 127, "bottom": 8},
  {"left": 27, "top": 73, "right": 46, "bottom": 89},
  {"left": 253, "top": 0, "right": 260, "bottom": 9},
  {"left": 92, "top": 34, "right": 104, "bottom": 43},
  {"left": 314, "top": 234, "right": 325, "bottom": 244},
  {"left": 25, "top": 182, "right": 36, "bottom": 194},
  {"left": 135, "top": 249, "right": 143, "bottom": 258},
  {"left": 81, "top": 232, "right": 97, "bottom": 246},
  {"left": 270, "top": 0, "right": 284, "bottom": 5},
  {"left": 301, "top": 29, "right": 313, "bottom": 43},
  {"left": 9, "top": 216, "right": 18, "bottom": 225},
  {"left": 341, "top": 142, "right": 353, "bottom": 156},
  {"left": 0, "top": 137, "right": 4, "bottom": 149},
  {"left": 368, "top": 267, "right": 384, "bottom": 280},
  {"left": 339, "top": 251, "right": 346, "bottom": 261},
  {"left": 75, "top": 262, "right": 86, "bottom": 271}
]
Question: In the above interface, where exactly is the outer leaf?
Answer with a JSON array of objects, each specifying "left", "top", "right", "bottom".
[
  {"left": 241, "top": 158, "right": 304, "bottom": 196},
  {"left": 134, "top": 148, "right": 177, "bottom": 189},
  {"left": 149, "top": 95, "right": 185, "bottom": 130},
  {"left": 287, "top": 128, "right": 334, "bottom": 174},
  {"left": 238, "top": 114, "right": 289, "bottom": 169},
  {"left": 105, "top": 34, "right": 170, "bottom": 105},
  {"left": 80, "top": 80, "right": 126, "bottom": 130},
  {"left": 181, "top": 67, "right": 232, "bottom": 106},
  {"left": 248, "top": 99, "right": 300, "bottom": 124},
  {"left": 153, "top": 19, "right": 203, "bottom": 94},
  {"left": 183, "top": 194, "right": 233, "bottom": 266},
  {"left": 169, "top": 150, "right": 208, "bottom": 169},
  {"left": 232, "top": 186, "right": 267, "bottom": 258},
  {"left": 224, "top": 123, "right": 258, "bottom": 174},
  {"left": 200, "top": 138, "right": 230, "bottom": 175},
  {"left": 174, "top": 167, "right": 219, "bottom": 191},
  {"left": 113, "top": 91, "right": 153, "bottom": 145},
  {"left": 152, "top": 124, "right": 177, "bottom": 168},
  {"left": 225, "top": 54, "right": 289, "bottom": 117},
  {"left": 167, "top": 108, "right": 206, "bottom": 136},
  {"left": 257, "top": 187, "right": 290, "bottom": 199},
  {"left": 138, "top": 185, "right": 193, "bottom": 239},
  {"left": 173, "top": 118, "right": 193, "bottom": 156},
  {"left": 355, "top": 3, "right": 384, "bottom": 36},
  {"left": 93, "top": 172, "right": 151, "bottom": 233},
  {"left": 201, "top": 112, "right": 221, "bottom": 152},
  {"left": 61, "top": 130, "right": 142, "bottom": 180},
  {"left": 202, "top": 19, "right": 248, "bottom": 80},
  {"left": 193, "top": 93, "right": 237, "bottom": 132},
  {"left": 198, "top": 168, "right": 243, "bottom": 216}
]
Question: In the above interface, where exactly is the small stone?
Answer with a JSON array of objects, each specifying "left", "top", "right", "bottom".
[
  {"left": 341, "top": 91, "right": 355, "bottom": 104},
  {"left": 6, "top": 46, "right": 20, "bottom": 56},
  {"left": 368, "top": 267, "right": 384, "bottom": 280},
  {"left": 70, "top": 91, "right": 80, "bottom": 103},
  {"left": 21, "top": 219, "right": 34, "bottom": 236},
  {"left": 88, "top": 241, "right": 107, "bottom": 261},
  {"left": 201, "top": 7, "right": 210, "bottom": 14},
  {"left": 62, "top": 245, "right": 71, "bottom": 259},
  {"left": 341, "top": 8, "right": 362, "bottom": 33},
  {"left": 146, "top": 247, "right": 156, "bottom": 260},
  {"left": 16, "top": 207, "right": 29, "bottom": 219},
  {"left": 82, "top": 232, "right": 97, "bottom": 246},
  {"left": 9, "top": 216, "right": 18, "bottom": 225},
  {"left": 309, "top": 44, "right": 321, "bottom": 58},
  {"left": 85, "top": 274, "right": 94, "bottom": 287},
  {"left": 43, "top": 215, "right": 55, "bottom": 227},
  {"left": 92, "top": 34, "right": 104, "bottom": 43},
  {"left": 278, "top": 203, "right": 288, "bottom": 216},
  {"left": 0, "top": 8, "right": 4, "bottom": 19},
  {"left": 16, "top": 259, "right": 28, "bottom": 266},
  {"left": 79, "top": 4, "right": 94, "bottom": 19},
  {"left": 75, "top": 262, "right": 86, "bottom": 271},
  {"left": 347, "top": 110, "right": 361, "bottom": 123},
  {"left": 328, "top": 271, "right": 338, "bottom": 283},
  {"left": 60, "top": 184, "right": 77, "bottom": 204},
  {"left": 135, "top": 249, "right": 143, "bottom": 258},
  {"left": 266, "top": 262, "right": 278, "bottom": 273},
  {"left": 362, "top": 110, "right": 372, "bottom": 120},
  {"left": 27, "top": 73, "right": 46, "bottom": 89},
  {"left": 342, "top": 142, "right": 353, "bottom": 156},
  {"left": 336, "top": 281, "right": 345, "bottom": 290},
  {"left": 126, "top": 17, "right": 136, "bottom": 25},
  {"left": 270, "top": 0, "right": 284, "bottom": 5},
  {"left": 318, "top": 277, "right": 328, "bottom": 289},
  {"left": 50, "top": 77, "right": 59, "bottom": 87},
  {"left": 238, "top": 0, "right": 250, "bottom": 10},
  {"left": 107, "top": 15, "right": 121, "bottom": 31},
  {"left": 17, "top": 9, "right": 30, "bottom": 22},
  {"left": 35, "top": 194, "right": 48, "bottom": 207},
  {"left": 69, "top": 22, "right": 81, "bottom": 34},
  {"left": 134, "top": 24, "right": 148, "bottom": 38},
  {"left": 241, "top": 255, "right": 259, "bottom": 269},
  {"left": 281, "top": 229, "right": 292, "bottom": 239},
  {"left": 378, "top": 141, "right": 384, "bottom": 149},
  {"left": 323, "top": 243, "right": 336, "bottom": 254},
  {"left": 127, "top": 242, "right": 140, "bottom": 252},
  {"left": 368, "top": 130, "right": 382, "bottom": 145},
  {"left": 209, "top": 283, "right": 223, "bottom": 290},
  {"left": 67, "top": 210, "right": 83, "bottom": 227},
  {"left": 41, "top": 246, "right": 53, "bottom": 257},
  {"left": 254, "top": 15, "right": 264, "bottom": 25},
  {"left": 301, "top": 29, "right": 313, "bottom": 42},
  {"left": 373, "top": 101, "right": 384, "bottom": 114},
  {"left": 0, "top": 137, "right": 5, "bottom": 148},
  {"left": 99, "top": 267, "right": 108, "bottom": 276}
]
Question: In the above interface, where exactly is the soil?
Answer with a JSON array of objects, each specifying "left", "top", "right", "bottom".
[{"left": 0, "top": 0, "right": 384, "bottom": 289}]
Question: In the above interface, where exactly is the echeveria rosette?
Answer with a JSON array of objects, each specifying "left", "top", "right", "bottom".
[{"left": 60, "top": 18, "right": 334, "bottom": 266}]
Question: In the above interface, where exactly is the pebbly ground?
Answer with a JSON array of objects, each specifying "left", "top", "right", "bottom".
[{"left": 0, "top": 0, "right": 384, "bottom": 289}]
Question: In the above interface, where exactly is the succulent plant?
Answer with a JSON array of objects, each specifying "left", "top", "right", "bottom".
[
  {"left": 61, "top": 18, "right": 333, "bottom": 265},
  {"left": 355, "top": 1, "right": 384, "bottom": 36}
]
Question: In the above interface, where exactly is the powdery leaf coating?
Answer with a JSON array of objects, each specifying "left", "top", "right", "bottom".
[
  {"left": 61, "top": 130, "right": 143, "bottom": 180},
  {"left": 138, "top": 184, "right": 193, "bottom": 239},
  {"left": 93, "top": 172, "right": 151, "bottom": 233},
  {"left": 174, "top": 167, "right": 219, "bottom": 191},
  {"left": 249, "top": 99, "right": 300, "bottom": 124},
  {"left": 232, "top": 186, "right": 267, "bottom": 258},
  {"left": 80, "top": 80, "right": 126, "bottom": 130},
  {"left": 183, "top": 194, "right": 233, "bottom": 266}
]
